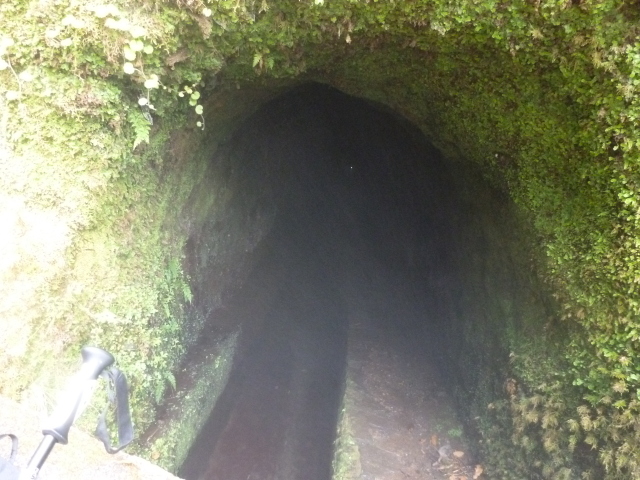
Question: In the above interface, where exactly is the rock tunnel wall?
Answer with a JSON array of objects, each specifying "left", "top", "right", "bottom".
[{"left": 2, "top": 0, "right": 640, "bottom": 478}]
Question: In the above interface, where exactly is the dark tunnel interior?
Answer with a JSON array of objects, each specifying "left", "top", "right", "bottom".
[{"left": 179, "top": 83, "right": 498, "bottom": 480}]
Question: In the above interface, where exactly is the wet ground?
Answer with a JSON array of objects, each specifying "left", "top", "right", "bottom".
[
  {"left": 179, "top": 85, "right": 481, "bottom": 480},
  {"left": 338, "top": 250, "right": 479, "bottom": 480}
]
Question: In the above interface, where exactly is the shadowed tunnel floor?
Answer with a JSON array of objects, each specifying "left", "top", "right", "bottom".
[{"left": 179, "top": 84, "right": 472, "bottom": 480}]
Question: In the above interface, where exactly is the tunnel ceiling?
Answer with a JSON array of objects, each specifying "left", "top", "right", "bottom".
[{"left": 3, "top": 0, "right": 640, "bottom": 477}]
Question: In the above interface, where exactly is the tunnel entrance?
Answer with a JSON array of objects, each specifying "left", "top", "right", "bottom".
[{"left": 178, "top": 83, "right": 516, "bottom": 479}]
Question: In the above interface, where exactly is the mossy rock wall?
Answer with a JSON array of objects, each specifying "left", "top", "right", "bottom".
[
  {"left": 2, "top": 0, "right": 640, "bottom": 477},
  {"left": 0, "top": 67, "right": 278, "bottom": 441}
]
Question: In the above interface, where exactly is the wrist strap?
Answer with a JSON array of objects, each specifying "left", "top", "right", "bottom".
[
  {"left": 0, "top": 435, "right": 18, "bottom": 463},
  {"left": 95, "top": 368, "right": 134, "bottom": 454}
]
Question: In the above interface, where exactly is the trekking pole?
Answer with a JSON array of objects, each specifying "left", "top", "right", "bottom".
[{"left": 19, "top": 347, "right": 115, "bottom": 480}]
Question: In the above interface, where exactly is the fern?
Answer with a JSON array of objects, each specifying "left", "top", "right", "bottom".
[
  {"left": 128, "top": 108, "right": 151, "bottom": 149},
  {"left": 166, "top": 372, "right": 176, "bottom": 391},
  {"left": 182, "top": 282, "right": 193, "bottom": 303}
]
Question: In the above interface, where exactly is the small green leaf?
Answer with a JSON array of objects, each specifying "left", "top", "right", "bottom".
[
  {"left": 18, "top": 71, "right": 34, "bottom": 82},
  {"left": 144, "top": 78, "right": 159, "bottom": 89},
  {"left": 93, "top": 5, "right": 113, "bottom": 18},
  {"left": 0, "top": 37, "right": 14, "bottom": 50},
  {"left": 143, "top": 44, "right": 154, "bottom": 54},
  {"left": 195, "top": 105, "right": 203, "bottom": 115},
  {"left": 124, "top": 46, "right": 136, "bottom": 61},
  {"left": 129, "top": 40, "right": 144, "bottom": 52},
  {"left": 61, "top": 15, "right": 76, "bottom": 26},
  {"left": 190, "top": 91, "right": 200, "bottom": 100},
  {"left": 123, "top": 62, "right": 135, "bottom": 74},
  {"left": 129, "top": 25, "right": 147, "bottom": 38}
]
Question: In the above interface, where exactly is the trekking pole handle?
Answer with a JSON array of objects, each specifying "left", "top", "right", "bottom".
[
  {"left": 41, "top": 347, "right": 114, "bottom": 444},
  {"left": 18, "top": 347, "right": 115, "bottom": 480}
]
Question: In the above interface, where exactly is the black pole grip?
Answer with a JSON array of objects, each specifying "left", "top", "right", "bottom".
[{"left": 41, "top": 347, "right": 114, "bottom": 444}]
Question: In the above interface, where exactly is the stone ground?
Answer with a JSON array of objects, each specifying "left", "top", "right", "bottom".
[
  {"left": 0, "top": 396, "right": 180, "bottom": 479},
  {"left": 342, "top": 314, "right": 480, "bottom": 480},
  {"left": 334, "top": 231, "right": 482, "bottom": 480}
]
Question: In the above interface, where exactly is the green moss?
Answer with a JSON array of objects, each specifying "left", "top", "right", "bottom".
[
  {"left": 332, "top": 386, "right": 361, "bottom": 480},
  {"left": 142, "top": 331, "right": 239, "bottom": 472}
]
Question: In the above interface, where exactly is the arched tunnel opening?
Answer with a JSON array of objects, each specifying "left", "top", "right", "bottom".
[
  {"left": 0, "top": 0, "right": 640, "bottom": 480},
  {"left": 3, "top": 1, "right": 640, "bottom": 478},
  {"left": 172, "top": 83, "right": 537, "bottom": 480}
]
